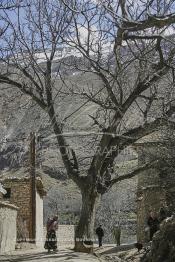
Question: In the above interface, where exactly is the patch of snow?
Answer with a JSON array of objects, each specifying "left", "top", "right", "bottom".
[
  {"left": 142, "top": 185, "right": 161, "bottom": 190},
  {"left": 72, "top": 72, "right": 80, "bottom": 76}
]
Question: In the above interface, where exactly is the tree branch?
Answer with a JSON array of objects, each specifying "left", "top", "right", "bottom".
[
  {"left": 100, "top": 117, "right": 175, "bottom": 178},
  {"left": 123, "top": 13, "right": 175, "bottom": 32},
  {"left": 109, "top": 159, "right": 159, "bottom": 189},
  {"left": 0, "top": 74, "right": 47, "bottom": 110}
]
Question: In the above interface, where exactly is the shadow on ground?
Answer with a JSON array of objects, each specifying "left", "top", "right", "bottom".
[
  {"left": 95, "top": 243, "right": 135, "bottom": 255},
  {"left": 0, "top": 250, "right": 98, "bottom": 262}
]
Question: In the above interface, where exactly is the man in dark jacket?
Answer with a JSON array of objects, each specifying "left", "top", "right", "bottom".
[
  {"left": 159, "top": 207, "right": 167, "bottom": 223},
  {"left": 147, "top": 211, "right": 159, "bottom": 241},
  {"left": 96, "top": 225, "right": 104, "bottom": 247}
]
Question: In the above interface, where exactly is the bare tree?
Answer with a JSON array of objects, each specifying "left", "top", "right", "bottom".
[
  {"left": 0, "top": 0, "right": 24, "bottom": 10},
  {"left": 0, "top": 0, "right": 175, "bottom": 252},
  {"left": 0, "top": 1, "right": 24, "bottom": 36}
]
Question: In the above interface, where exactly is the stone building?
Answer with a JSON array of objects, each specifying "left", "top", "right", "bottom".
[
  {"left": 0, "top": 168, "right": 46, "bottom": 247},
  {"left": 134, "top": 131, "right": 175, "bottom": 243}
]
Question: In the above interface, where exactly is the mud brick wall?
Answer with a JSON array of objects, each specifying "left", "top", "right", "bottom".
[{"left": 0, "top": 179, "right": 32, "bottom": 239}]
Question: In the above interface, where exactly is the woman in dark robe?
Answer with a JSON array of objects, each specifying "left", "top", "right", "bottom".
[
  {"left": 147, "top": 211, "right": 159, "bottom": 241},
  {"left": 44, "top": 216, "right": 58, "bottom": 253}
]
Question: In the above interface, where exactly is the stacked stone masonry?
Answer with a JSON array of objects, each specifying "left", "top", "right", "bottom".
[
  {"left": 136, "top": 142, "right": 175, "bottom": 243},
  {"left": 0, "top": 177, "right": 45, "bottom": 247}
]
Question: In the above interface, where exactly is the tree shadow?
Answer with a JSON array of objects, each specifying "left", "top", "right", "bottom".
[
  {"left": 97, "top": 244, "right": 135, "bottom": 255},
  {"left": 0, "top": 250, "right": 96, "bottom": 261}
]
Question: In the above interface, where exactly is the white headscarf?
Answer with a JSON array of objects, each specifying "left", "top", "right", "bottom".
[{"left": 0, "top": 183, "right": 7, "bottom": 195}]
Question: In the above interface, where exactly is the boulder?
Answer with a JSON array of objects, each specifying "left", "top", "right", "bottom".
[{"left": 142, "top": 215, "right": 175, "bottom": 262}]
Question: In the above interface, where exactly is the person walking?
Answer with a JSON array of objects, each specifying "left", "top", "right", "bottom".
[
  {"left": 159, "top": 207, "right": 167, "bottom": 223},
  {"left": 44, "top": 216, "right": 58, "bottom": 253},
  {"left": 112, "top": 224, "right": 121, "bottom": 246},
  {"left": 147, "top": 211, "right": 159, "bottom": 241},
  {"left": 96, "top": 225, "right": 104, "bottom": 247}
]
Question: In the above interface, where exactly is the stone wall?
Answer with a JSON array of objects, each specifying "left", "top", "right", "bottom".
[
  {"left": 0, "top": 178, "right": 45, "bottom": 243},
  {"left": 43, "top": 225, "right": 75, "bottom": 247},
  {"left": 57, "top": 225, "right": 75, "bottom": 247},
  {"left": 0, "top": 201, "right": 18, "bottom": 253},
  {"left": 137, "top": 184, "right": 166, "bottom": 242},
  {"left": 136, "top": 142, "right": 175, "bottom": 243},
  {"left": 0, "top": 179, "right": 32, "bottom": 239}
]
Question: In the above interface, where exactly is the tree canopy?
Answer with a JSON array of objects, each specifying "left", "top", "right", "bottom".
[{"left": 0, "top": 0, "right": 175, "bottom": 252}]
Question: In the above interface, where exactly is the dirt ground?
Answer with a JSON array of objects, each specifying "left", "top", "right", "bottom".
[{"left": 0, "top": 248, "right": 103, "bottom": 262}]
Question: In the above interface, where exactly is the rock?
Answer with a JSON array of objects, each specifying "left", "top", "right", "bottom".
[
  {"left": 104, "top": 255, "right": 122, "bottom": 262},
  {"left": 141, "top": 216, "right": 175, "bottom": 262},
  {"left": 124, "top": 249, "right": 138, "bottom": 259},
  {"left": 100, "top": 248, "right": 148, "bottom": 262},
  {"left": 15, "top": 243, "right": 21, "bottom": 249}
]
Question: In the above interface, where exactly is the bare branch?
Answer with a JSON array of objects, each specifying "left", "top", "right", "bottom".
[
  {"left": 109, "top": 159, "right": 159, "bottom": 188},
  {"left": 123, "top": 13, "right": 175, "bottom": 32}
]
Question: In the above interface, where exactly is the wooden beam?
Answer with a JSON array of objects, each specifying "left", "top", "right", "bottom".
[{"left": 30, "top": 132, "right": 36, "bottom": 242}]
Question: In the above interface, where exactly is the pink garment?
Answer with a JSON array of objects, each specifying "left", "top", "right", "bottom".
[{"left": 48, "top": 220, "right": 58, "bottom": 232}]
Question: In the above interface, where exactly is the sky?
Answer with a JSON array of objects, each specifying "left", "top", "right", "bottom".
[{"left": 0, "top": 0, "right": 175, "bottom": 56}]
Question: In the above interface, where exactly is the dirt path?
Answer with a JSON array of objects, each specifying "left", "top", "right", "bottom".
[{"left": 0, "top": 248, "right": 102, "bottom": 262}]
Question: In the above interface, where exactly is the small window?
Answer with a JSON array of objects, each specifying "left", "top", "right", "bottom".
[{"left": 3, "top": 188, "right": 11, "bottom": 199}]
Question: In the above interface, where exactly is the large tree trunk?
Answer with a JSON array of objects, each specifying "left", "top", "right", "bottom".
[{"left": 74, "top": 187, "right": 100, "bottom": 253}]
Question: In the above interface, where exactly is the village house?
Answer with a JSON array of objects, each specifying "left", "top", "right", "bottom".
[
  {"left": 0, "top": 168, "right": 46, "bottom": 247},
  {"left": 133, "top": 130, "right": 175, "bottom": 243}
]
